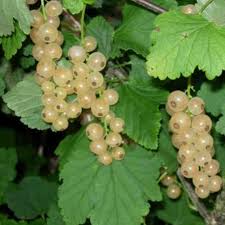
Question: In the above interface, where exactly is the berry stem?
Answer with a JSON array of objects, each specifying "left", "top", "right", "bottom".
[
  {"left": 177, "top": 169, "right": 216, "bottom": 225},
  {"left": 157, "top": 171, "right": 168, "bottom": 183},
  {"left": 199, "top": 0, "right": 214, "bottom": 13},
  {"left": 130, "top": 0, "right": 167, "bottom": 14},
  {"left": 41, "top": 0, "right": 47, "bottom": 20},
  {"left": 80, "top": 4, "right": 87, "bottom": 43},
  {"left": 186, "top": 76, "right": 192, "bottom": 99}
]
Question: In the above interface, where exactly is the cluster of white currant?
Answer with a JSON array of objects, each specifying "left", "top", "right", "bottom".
[
  {"left": 29, "top": 1, "right": 126, "bottom": 165},
  {"left": 161, "top": 174, "right": 182, "bottom": 199},
  {"left": 166, "top": 91, "right": 223, "bottom": 199}
]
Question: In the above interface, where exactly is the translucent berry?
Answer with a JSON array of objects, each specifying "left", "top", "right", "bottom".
[
  {"left": 161, "top": 175, "right": 176, "bottom": 187},
  {"left": 86, "top": 123, "right": 104, "bottom": 141},
  {"left": 209, "top": 176, "right": 223, "bottom": 193},
  {"left": 167, "top": 184, "right": 181, "bottom": 199},
  {"left": 72, "top": 63, "right": 89, "bottom": 79},
  {"left": 98, "top": 152, "right": 113, "bottom": 166},
  {"left": 188, "top": 97, "right": 205, "bottom": 115},
  {"left": 80, "top": 110, "right": 94, "bottom": 125},
  {"left": 42, "top": 94, "right": 56, "bottom": 106},
  {"left": 91, "top": 98, "right": 109, "bottom": 117},
  {"left": 194, "top": 150, "right": 212, "bottom": 167},
  {"left": 90, "top": 139, "right": 108, "bottom": 155},
  {"left": 167, "top": 91, "right": 189, "bottom": 112},
  {"left": 105, "top": 132, "right": 122, "bottom": 147},
  {"left": 31, "top": 10, "right": 44, "bottom": 28},
  {"left": 193, "top": 172, "right": 209, "bottom": 188},
  {"left": 36, "top": 58, "right": 55, "bottom": 79},
  {"left": 42, "top": 106, "right": 58, "bottom": 123},
  {"left": 47, "top": 16, "right": 60, "bottom": 28},
  {"left": 104, "top": 111, "right": 115, "bottom": 124},
  {"left": 30, "top": 28, "right": 43, "bottom": 44},
  {"left": 26, "top": 0, "right": 38, "bottom": 5},
  {"left": 78, "top": 90, "right": 96, "bottom": 109},
  {"left": 195, "top": 132, "right": 214, "bottom": 151},
  {"left": 66, "top": 102, "right": 82, "bottom": 119},
  {"left": 87, "top": 71, "right": 104, "bottom": 89},
  {"left": 53, "top": 68, "right": 73, "bottom": 87},
  {"left": 181, "top": 161, "right": 198, "bottom": 178},
  {"left": 55, "top": 31, "right": 64, "bottom": 45},
  {"left": 52, "top": 116, "right": 69, "bottom": 131},
  {"left": 169, "top": 112, "right": 191, "bottom": 134},
  {"left": 87, "top": 52, "right": 107, "bottom": 72},
  {"left": 204, "top": 160, "right": 220, "bottom": 177},
  {"left": 178, "top": 144, "right": 195, "bottom": 163},
  {"left": 102, "top": 89, "right": 119, "bottom": 105},
  {"left": 83, "top": 36, "right": 97, "bottom": 52},
  {"left": 44, "top": 43, "right": 62, "bottom": 59},
  {"left": 54, "top": 99, "right": 68, "bottom": 113},
  {"left": 195, "top": 187, "right": 210, "bottom": 199},
  {"left": 74, "top": 78, "right": 90, "bottom": 94},
  {"left": 192, "top": 114, "right": 212, "bottom": 133},
  {"left": 45, "top": 1, "right": 63, "bottom": 17},
  {"left": 54, "top": 87, "right": 67, "bottom": 99},
  {"left": 181, "top": 4, "right": 197, "bottom": 15},
  {"left": 110, "top": 117, "right": 124, "bottom": 133},
  {"left": 112, "top": 147, "right": 125, "bottom": 160},
  {"left": 38, "top": 23, "right": 58, "bottom": 43},
  {"left": 166, "top": 102, "right": 175, "bottom": 116},
  {"left": 68, "top": 46, "right": 86, "bottom": 63},
  {"left": 41, "top": 81, "right": 55, "bottom": 93},
  {"left": 32, "top": 44, "right": 45, "bottom": 61},
  {"left": 35, "top": 74, "right": 47, "bottom": 85}
]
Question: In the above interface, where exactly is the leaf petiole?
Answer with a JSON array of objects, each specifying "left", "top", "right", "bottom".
[
  {"left": 80, "top": 4, "right": 87, "bottom": 43},
  {"left": 41, "top": 0, "right": 47, "bottom": 20}
]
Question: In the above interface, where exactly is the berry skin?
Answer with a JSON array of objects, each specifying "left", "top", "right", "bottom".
[
  {"left": 83, "top": 36, "right": 97, "bottom": 52},
  {"left": 42, "top": 94, "right": 56, "bottom": 106},
  {"left": 42, "top": 106, "right": 58, "bottom": 123},
  {"left": 31, "top": 10, "right": 44, "bottom": 28},
  {"left": 110, "top": 117, "right": 125, "bottom": 133},
  {"left": 55, "top": 32, "right": 64, "bottom": 46},
  {"left": 195, "top": 132, "right": 214, "bottom": 151},
  {"left": 90, "top": 139, "right": 108, "bottom": 155},
  {"left": 195, "top": 187, "right": 210, "bottom": 199},
  {"left": 192, "top": 114, "right": 212, "bottom": 133},
  {"left": 167, "top": 184, "right": 181, "bottom": 200},
  {"left": 178, "top": 144, "right": 195, "bottom": 163},
  {"left": 74, "top": 78, "right": 90, "bottom": 94},
  {"left": 41, "top": 80, "right": 55, "bottom": 93},
  {"left": 53, "top": 68, "right": 73, "bottom": 87},
  {"left": 209, "top": 176, "right": 223, "bottom": 193},
  {"left": 54, "top": 99, "right": 68, "bottom": 113},
  {"left": 193, "top": 172, "right": 209, "bottom": 188},
  {"left": 181, "top": 4, "right": 197, "bottom": 15},
  {"left": 188, "top": 97, "right": 205, "bottom": 115},
  {"left": 105, "top": 132, "right": 123, "bottom": 147},
  {"left": 167, "top": 90, "right": 189, "bottom": 113},
  {"left": 87, "top": 52, "right": 107, "bottom": 72},
  {"left": 32, "top": 44, "right": 45, "bottom": 61},
  {"left": 26, "top": 0, "right": 38, "bottom": 5},
  {"left": 47, "top": 16, "right": 60, "bottom": 28},
  {"left": 104, "top": 111, "right": 115, "bottom": 124},
  {"left": 111, "top": 147, "right": 125, "bottom": 160},
  {"left": 194, "top": 150, "right": 212, "bottom": 167},
  {"left": 78, "top": 91, "right": 96, "bottom": 109},
  {"left": 45, "top": 1, "right": 63, "bottom": 17},
  {"left": 54, "top": 87, "right": 67, "bottom": 99},
  {"left": 204, "top": 159, "right": 220, "bottom": 177},
  {"left": 72, "top": 63, "right": 89, "bottom": 79},
  {"left": 36, "top": 58, "right": 55, "bottom": 79},
  {"left": 87, "top": 71, "right": 104, "bottom": 89},
  {"left": 44, "top": 43, "right": 62, "bottom": 59},
  {"left": 102, "top": 89, "right": 119, "bottom": 105},
  {"left": 161, "top": 175, "right": 176, "bottom": 187},
  {"left": 181, "top": 161, "right": 198, "bottom": 178},
  {"left": 52, "top": 116, "right": 69, "bottom": 131},
  {"left": 86, "top": 123, "right": 104, "bottom": 141},
  {"left": 80, "top": 110, "right": 95, "bottom": 126},
  {"left": 68, "top": 46, "right": 87, "bottom": 63},
  {"left": 169, "top": 112, "right": 191, "bottom": 134},
  {"left": 30, "top": 28, "right": 43, "bottom": 44},
  {"left": 91, "top": 99, "right": 109, "bottom": 117},
  {"left": 98, "top": 152, "right": 113, "bottom": 166},
  {"left": 38, "top": 23, "right": 58, "bottom": 43},
  {"left": 66, "top": 102, "right": 82, "bottom": 119}
]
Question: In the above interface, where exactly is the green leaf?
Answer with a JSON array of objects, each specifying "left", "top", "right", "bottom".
[
  {"left": 158, "top": 110, "right": 178, "bottom": 173},
  {"left": 114, "top": 57, "right": 168, "bottom": 149},
  {"left": 0, "top": 76, "right": 5, "bottom": 96},
  {"left": 58, "top": 130, "right": 162, "bottom": 225},
  {"left": 214, "top": 131, "right": 225, "bottom": 177},
  {"left": 196, "top": 0, "right": 225, "bottom": 27},
  {"left": 216, "top": 116, "right": 225, "bottom": 135},
  {"left": 3, "top": 76, "right": 51, "bottom": 130},
  {"left": 1, "top": 25, "right": 26, "bottom": 60},
  {"left": 157, "top": 192, "right": 204, "bottom": 225},
  {"left": 93, "top": 0, "right": 103, "bottom": 8},
  {"left": 5, "top": 177, "right": 57, "bottom": 219},
  {"left": 63, "top": 0, "right": 84, "bottom": 14},
  {"left": 83, "top": 0, "right": 95, "bottom": 4},
  {"left": 113, "top": 4, "right": 155, "bottom": 57},
  {"left": 0, "top": 0, "right": 32, "bottom": 36},
  {"left": 47, "top": 203, "right": 65, "bottom": 225},
  {"left": 30, "top": 219, "right": 46, "bottom": 225},
  {"left": 198, "top": 81, "right": 225, "bottom": 117},
  {"left": 20, "top": 57, "right": 35, "bottom": 69},
  {"left": 152, "top": 0, "right": 178, "bottom": 9},
  {"left": 0, "top": 148, "right": 17, "bottom": 203},
  {"left": 146, "top": 11, "right": 225, "bottom": 80},
  {"left": 87, "top": 16, "right": 114, "bottom": 58}
]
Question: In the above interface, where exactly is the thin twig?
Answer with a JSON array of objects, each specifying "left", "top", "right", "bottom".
[
  {"left": 130, "top": 0, "right": 167, "bottom": 14},
  {"left": 199, "top": 0, "right": 214, "bottom": 13},
  {"left": 177, "top": 169, "right": 215, "bottom": 225}
]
